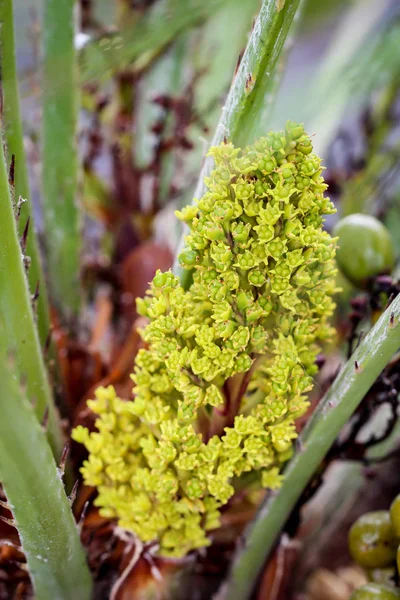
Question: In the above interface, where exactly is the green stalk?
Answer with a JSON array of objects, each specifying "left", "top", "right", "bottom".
[
  {"left": 169, "top": 0, "right": 260, "bottom": 207},
  {"left": 0, "top": 0, "right": 51, "bottom": 347},
  {"left": 173, "top": 0, "right": 301, "bottom": 288},
  {"left": 222, "top": 0, "right": 302, "bottom": 149},
  {"left": 0, "top": 127, "right": 64, "bottom": 459},
  {"left": 0, "top": 347, "right": 92, "bottom": 600},
  {"left": 190, "top": 0, "right": 260, "bottom": 118},
  {"left": 219, "top": 295, "right": 400, "bottom": 600},
  {"left": 42, "top": 0, "right": 81, "bottom": 321}
]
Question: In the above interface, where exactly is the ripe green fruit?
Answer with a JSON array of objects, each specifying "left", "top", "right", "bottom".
[
  {"left": 349, "top": 511, "right": 397, "bottom": 568},
  {"left": 350, "top": 584, "right": 400, "bottom": 600},
  {"left": 390, "top": 495, "right": 400, "bottom": 537},
  {"left": 333, "top": 214, "right": 395, "bottom": 287}
]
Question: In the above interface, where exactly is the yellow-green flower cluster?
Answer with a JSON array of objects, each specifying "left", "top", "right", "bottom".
[{"left": 73, "top": 122, "right": 338, "bottom": 557}]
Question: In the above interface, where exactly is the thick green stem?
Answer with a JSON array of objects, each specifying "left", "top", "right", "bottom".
[
  {"left": 0, "top": 0, "right": 51, "bottom": 347},
  {"left": 0, "top": 128, "right": 64, "bottom": 459},
  {"left": 42, "top": 0, "right": 81, "bottom": 321},
  {"left": 220, "top": 0, "right": 301, "bottom": 149},
  {"left": 173, "top": 0, "right": 301, "bottom": 288},
  {"left": 0, "top": 347, "right": 92, "bottom": 600},
  {"left": 191, "top": 0, "right": 260, "bottom": 118},
  {"left": 218, "top": 295, "right": 400, "bottom": 600}
]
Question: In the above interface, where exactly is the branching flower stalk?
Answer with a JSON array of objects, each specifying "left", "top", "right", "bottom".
[
  {"left": 219, "top": 294, "right": 400, "bottom": 600},
  {"left": 0, "top": 345, "right": 92, "bottom": 600},
  {"left": 0, "top": 0, "right": 51, "bottom": 347},
  {"left": 74, "top": 122, "right": 338, "bottom": 557}
]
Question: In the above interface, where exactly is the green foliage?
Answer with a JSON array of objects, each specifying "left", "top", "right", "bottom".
[
  {"left": 42, "top": 0, "right": 81, "bottom": 319},
  {"left": 73, "top": 122, "right": 337, "bottom": 557},
  {"left": 80, "top": 0, "right": 233, "bottom": 84},
  {"left": 0, "top": 346, "right": 92, "bottom": 600},
  {"left": 0, "top": 0, "right": 51, "bottom": 346},
  {"left": 0, "top": 110, "right": 63, "bottom": 458},
  {"left": 308, "top": 0, "right": 396, "bottom": 154}
]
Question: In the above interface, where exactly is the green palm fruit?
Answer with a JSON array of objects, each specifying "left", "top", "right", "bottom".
[
  {"left": 390, "top": 494, "right": 400, "bottom": 537},
  {"left": 349, "top": 511, "right": 397, "bottom": 569},
  {"left": 333, "top": 214, "right": 395, "bottom": 287},
  {"left": 397, "top": 545, "right": 400, "bottom": 577}
]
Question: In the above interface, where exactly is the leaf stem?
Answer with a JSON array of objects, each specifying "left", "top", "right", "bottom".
[
  {"left": 173, "top": 0, "right": 301, "bottom": 288},
  {"left": 0, "top": 0, "right": 51, "bottom": 347},
  {"left": 0, "top": 347, "right": 92, "bottom": 600},
  {"left": 42, "top": 0, "right": 81, "bottom": 321},
  {"left": 0, "top": 124, "right": 64, "bottom": 459}
]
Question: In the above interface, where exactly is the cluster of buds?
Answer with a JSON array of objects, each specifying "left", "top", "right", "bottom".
[{"left": 73, "top": 122, "right": 338, "bottom": 557}]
